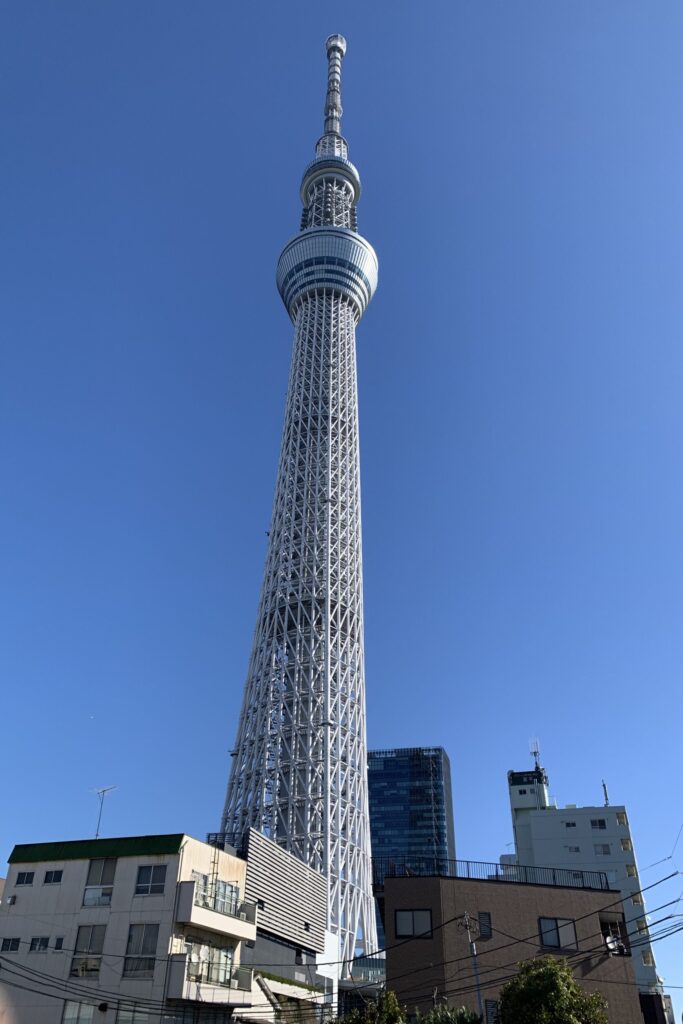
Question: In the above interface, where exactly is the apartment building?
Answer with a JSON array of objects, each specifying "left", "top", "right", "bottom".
[
  {"left": 0, "top": 830, "right": 329, "bottom": 1024},
  {"left": 506, "top": 762, "right": 662, "bottom": 1009},
  {"left": 383, "top": 859, "right": 642, "bottom": 1024}
]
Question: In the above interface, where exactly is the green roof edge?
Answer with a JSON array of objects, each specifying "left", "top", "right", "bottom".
[{"left": 8, "top": 834, "right": 186, "bottom": 864}]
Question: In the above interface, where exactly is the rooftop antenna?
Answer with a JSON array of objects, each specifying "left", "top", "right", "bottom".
[
  {"left": 602, "top": 780, "right": 610, "bottom": 807},
  {"left": 529, "top": 737, "right": 541, "bottom": 771},
  {"left": 94, "top": 786, "right": 117, "bottom": 839}
]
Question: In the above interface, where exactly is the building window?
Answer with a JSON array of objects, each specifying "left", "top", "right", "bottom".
[
  {"left": 44, "top": 870, "right": 63, "bottom": 884},
  {"left": 591, "top": 819, "right": 607, "bottom": 830},
  {"left": 395, "top": 909, "right": 432, "bottom": 938},
  {"left": 1, "top": 938, "right": 20, "bottom": 952},
  {"left": 566, "top": 846, "right": 580, "bottom": 853},
  {"left": 16, "top": 871, "right": 34, "bottom": 886},
  {"left": 83, "top": 858, "right": 116, "bottom": 907},
  {"left": 55, "top": 937, "right": 64, "bottom": 950},
  {"left": 123, "top": 923, "right": 159, "bottom": 977},
  {"left": 485, "top": 1000, "right": 500, "bottom": 1024},
  {"left": 564, "top": 821, "right": 576, "bottom": 828},
  {"left": 518, "top": 789, "right": 527, "bottom": 795},
  {"left": 594, "top": 844, "right": 611, "bottom": 855},
  {"left": 616, "top": 812, "right": 628, "bottom": 826},
  {"left": 303, "top": 922, "right": 311, "bottom": 932},
  {"left": 621, "top": 838, "right": 633, "bottom": 852},
  {"left": 626, "top": 864, "right": 637, "bottom": 877},
  {"left": 478, "top": 911, "right": 492, "bottom": 939},
  {"left": 636, "top": 919, "right": 648, "bottom": 934},
  {"left": 539, "top": 917, "right": 577, "bottom": 950},
  {"left": 632, "top": 894, "right": 644, "bottom": 906},
  {"left": 29, "top": 936, "right": 49, "bottom": 952},
  {"left": 257, "top": 899, "right": 265, "bottom": 910},
  {"left": 116, "top": 1011, "right": 152, "bottom": 1024},
  {"left": 71, "top": 924, "right": 106, "bottom": 977},
  {"left": 135, "top": 865, "right": 166, "bottom": 896},
  {"left": 642, "top": 951, "right": 654, "bottom": 967},
  {"left": 62, "top": 1002, "right": 95, "bottom": 1024}
]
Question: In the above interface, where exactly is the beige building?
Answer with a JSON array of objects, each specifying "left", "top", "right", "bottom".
[
  {"left": 383, "top": 862, "right": 643, "bottom": 1024},
  {"left": 0, "top": 831, "right": 330, "bottom": 1024}
]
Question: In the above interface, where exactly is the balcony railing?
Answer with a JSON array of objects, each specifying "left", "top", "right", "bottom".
[
  {"left": 373, "top": 856, "right": 612, "bottom": 892},
  {"left": 193, "top": 889, "right": 257, "bottom": 924},
  {"left": 188, "top": 962, "right": 253, "bottom": 991}
]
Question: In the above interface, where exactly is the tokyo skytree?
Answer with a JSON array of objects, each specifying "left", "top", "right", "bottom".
[{"left": 221, "top": 35, "right": 378, "bottom": 965}]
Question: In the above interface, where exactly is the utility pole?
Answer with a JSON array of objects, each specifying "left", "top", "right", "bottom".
[
  {"left": 462, "top": 912, "right": 484, "bottom": 1021},
  {"left": 94, "top": 786, "right": 116, "bottom": 839}
]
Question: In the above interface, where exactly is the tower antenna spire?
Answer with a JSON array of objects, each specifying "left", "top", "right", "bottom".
[{"left": 323, "top": 34, "right": 347, "bottom": 136}]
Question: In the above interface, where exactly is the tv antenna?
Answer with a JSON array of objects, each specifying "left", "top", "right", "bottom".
[
  {"left": 529, "top": 737, "right": 541, "bottom": 770},
  {"left": 94, "top": 786, "right": 117, "bottom": 839}
]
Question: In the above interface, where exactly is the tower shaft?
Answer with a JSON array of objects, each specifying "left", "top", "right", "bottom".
[{"left": 222, "top": 35, "right": 378, "bottom": 966}]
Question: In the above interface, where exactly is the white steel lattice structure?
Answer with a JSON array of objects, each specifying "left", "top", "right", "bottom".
[{"left": 221, "top": 36, "right": 378, "bottom": 967}]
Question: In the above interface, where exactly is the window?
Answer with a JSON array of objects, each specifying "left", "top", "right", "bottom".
[
  {"left": 256, "top": 898, "right": 265, "bottom": 910},
  {"left": 642, "top": 951, "right": 654, "bottom": 967},
  {"left": 539, "top": 917, "right": 577, "bottom": 950},
  {"left": 116, "top": 1011, "right": 152, "bottom": 1024},
  {"left": 636, "top": 919, "right": 648, "bottom": 934},
  {"left": 16, "top": 871, "right": 34, "bottom": 886},
  {"left": 566, "top": 846, "right": 580, "bottom": 853},
  {"left": 621, "top": 838, "right": 633, "bottom": 852},
  {"left": 71, "top": 924, "right": 106, "bottom": 977},
  {"left": 564, "top": 821, "right": 576, "bottom": 828},
  {"left": 1, "top": 938, "right": 20, "bottom": 952},
  {"left": 29, "top": 936, "right": 49, "bottom": 952},
  {"left": 518, "top": 789, "right": 527, "bottom": 795},
  {"left": 626, "top": 864, "right": 637, "bottom": 877},
  {"left": 303, "top": 922, "right": 311, "bottom": 932},
  {"left": 135, "top": 865, "right": 166, "bottom": 896},
  {"left": 591, "top": 819, "right": 607, "bottom": 830},
  {"left": 123, "top": 923, "right": 159, "bottom": 978},
  {"left": 594, "top": 844, "right": 611, "bottom": 855},
  {"left": 83, "top": 858, "right": 116, "bottom": 907},
  {"left": 62, "top": 1003, "right": 95, "bottom": 1024},
  {"left": 600, "top": 919, "right": 628, "bottom": 956},
  {"left": 478, "top": 911, "right": 492, "bottom": 939},
  {"left": 44, "top": 870, "right": 63, "bottom": 884},
  {"left": 485, "top": 1000, "right": 500, "bottom": 1024},
  {"left": 632, "top": 894, "right": 644, "bottom": 906},
  {"left": 55, "top": 937, "right": 64, "bottom": 950},
  {"left": 616, "top": 812, "right": 628, "bottom": 826},
  {"left": 395, "top": 909, "right": 432, "bottom": 938},
  {"left": 87, "top": 858, "right": 116, "bottom": 886}
]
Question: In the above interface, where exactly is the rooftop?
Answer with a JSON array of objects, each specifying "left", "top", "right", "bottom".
[
  {"left": 373, "top": 855, "right": 614, "bottom": 892},
  {"left": 9, "top": 833, "right": 186, "bottom": 864}
]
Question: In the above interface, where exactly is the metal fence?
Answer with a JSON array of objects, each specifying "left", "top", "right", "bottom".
[{"left": 372, "top": 856, "right": 611, "bottom": 892}]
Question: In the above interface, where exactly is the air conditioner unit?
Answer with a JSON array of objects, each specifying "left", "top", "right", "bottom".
[
  {"left": 6, "top": 896, "right": 16, "bottom": 906},
  {"left": 239, "top": 911, "right": 248, "bottom": 921}
]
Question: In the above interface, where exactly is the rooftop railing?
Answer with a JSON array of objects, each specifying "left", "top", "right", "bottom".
[{"left": 373, "top": 856, "right": 612, "bottom": 892}]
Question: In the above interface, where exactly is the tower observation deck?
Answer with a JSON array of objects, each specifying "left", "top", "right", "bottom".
[{"left": 221, "top": 35, "right": 378, "bottom": 967}]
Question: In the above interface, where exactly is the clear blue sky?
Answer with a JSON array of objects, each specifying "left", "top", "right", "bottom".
[{"left": 2, "top": 0, "right": 682, "bottom": 1007}]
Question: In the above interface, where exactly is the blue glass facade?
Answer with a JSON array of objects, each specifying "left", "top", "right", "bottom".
[{"left": 368, "top": 747, "right": 456, "bottom": 870}]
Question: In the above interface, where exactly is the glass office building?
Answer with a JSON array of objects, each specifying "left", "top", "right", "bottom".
[{"left": 368, "top": 747, "right": 456, "bottom": 878}]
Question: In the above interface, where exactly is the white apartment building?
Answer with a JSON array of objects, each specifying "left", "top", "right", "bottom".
[
  {"left": 0, "top": 830, "right": 330, "bottom": 1024},
  {"left": 505, "top": 764, "right": 662, "bottom": 1004}
]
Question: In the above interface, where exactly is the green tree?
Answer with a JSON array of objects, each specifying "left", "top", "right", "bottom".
[
  {"left": 499, "top": 957, "right": 609, "bottom": 1024},
  {"left": 417, "top": 1005, "right": 481, "bottom": 1024}
]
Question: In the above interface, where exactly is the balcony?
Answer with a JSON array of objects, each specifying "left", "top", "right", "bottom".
[
  {"left": 175, "top": 881, "right": 257, "bottom": 941},
  {"left": 167, "top": 954, "right": 252, "bottom": 1006},
  {"left": 373, "top": 856, "right": 613, "bottom": 892}
]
